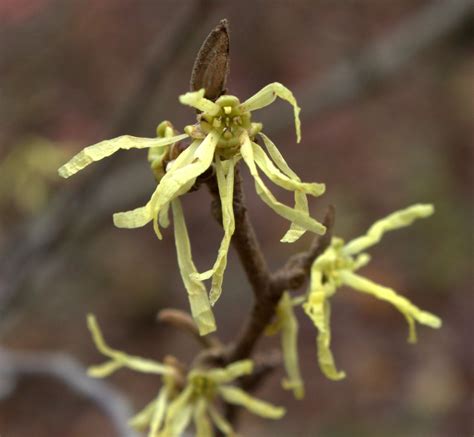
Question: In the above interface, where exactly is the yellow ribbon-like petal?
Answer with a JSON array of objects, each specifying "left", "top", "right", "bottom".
[
  {"left": 206, "top": 360, "right": 253, "bottom": 385},
  {"left": 193, "top": 156, "right": 236, "bottom": 306},
  {"left": 240, "top": 133, "right": 326, "bottom": 236},
  {"left": 87, "top": 314, "right": 172, "bottom": 377},
  {"left": 58, "top": 134, "right": 188, "bottom": 178},
  {"left": 112, "top": 140, "right": 201, "bottom": 234},
  {"left": 193, "top": 398, "right": 214, "bottom": 437},
  {"left": 239, "top": 82, "right": 301, "bottom": 142},
  {"left": 171, "top": 198, "right": 216, "bottom": 336},
  {"left": 218, "top": 385, "right": 286, "bottom": 419},
  {"left": 343, "top": 204, "right": 434, "bottom": 256},
  {"left": 129, "top": 387, "right": 169, "bottom": 436},
  {"left": 252, "top": 142, "right": 325, "bottom": 197},
  {"left": 208, "top": 405, "right": 235, "bottom": 436},
  {"left": 303, "top": 267, "right": 346, "bottom": 381},
  {"left": 150, "top": 132, "right": 219, "bottom": 238},
  {"left": 274, "top": 292, "right": 305, "bottom": 399},
  {"left": 179, "top": 89, "right": 221, "bottom": 116},
  {"left": 160, "top": 385, "right": 194, "bottom": 437},
  {"left": 340, "top": 271, "right": 442, "bottom": 342},
  {"left": 259, "top": 133, "right": 312, "bottom": 243}
]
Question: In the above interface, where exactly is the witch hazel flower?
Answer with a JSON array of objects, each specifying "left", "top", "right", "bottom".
[
  {"left": 302, "top": 204, "right": 442, "bottom": 380},
  {"left": 58, "top": 83, "right": 326, "bottom": 335},
  {"left": 87, "top": 315, "right": 284, "bottom": 437}
]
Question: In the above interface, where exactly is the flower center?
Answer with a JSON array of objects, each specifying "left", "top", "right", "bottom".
[
  {"left": 185, "top": 94, "right": 262, "bottom": 152},
  {"left": 190, "top": 373, "right": 217, "bottom": 399}
]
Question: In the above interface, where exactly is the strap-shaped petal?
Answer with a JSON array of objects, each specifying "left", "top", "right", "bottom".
[
  {"left": 148, "top": 388, "right": 169, "bottom": 437},
  {"left": 112, "top": 141, "right": 201, "bottom": 233},
  {"left": 150, "top": 132, "right": 219, "bottom": 238},
  {"left": 252, "top": 142, "right": 325, "bottom": 197},
  {"left": 129, "top": 387, "right": 169, "bottom": 436},
  {"left": 218, "top": 386, "right": 286, "bottom": 419},
  {"left": 208, "top": 405, "right": 235, "bottom": 436},
  {"left": 129, "top": 397, "right": 157, "bottom": 431},
  {"left": 179, "top": 89, "right": 221, "bottom": 115},
  {"left": 343, "top": 204, "right": 434, "bottom": 255},
  {"left": 240, "top": 133, "right": 326, "bottom": 236},
  {"left": 206, "top": 360, "right": 253, "bottom": 385},
  {"left": 193, "top": 156, "right": 236, "bottom": 305},
  {"left": 194, "top": 398, "right": 214, "bottom": 437},
  {"left": 259, "top": 133, "right": 312, "bottom": 243},
  {"left": 161, "top": 385, "right": 194, "bottom": 436},
  {"left": 87, "top": 314, "right": 173, "bottom": 377},
  {"left": 340, "top": 271, "right": 442, "bottom": 342},
  {"left": 239, "top": 83, "right": 301, "bottom": 142},
  {"left": 276, "top": 292, "right": 305, "bottom": 399},
  {"left": 171, "top": 199, "right": 216, "bottom": 335},
  {"left": 303, "top": 285, "right": 346, "bottom": 381},
  {"left": 58, "top": 134, "right": 188, "bottom": 178},
  {"left": 303, "top": 268, "right": 346, "bottom": 380}
]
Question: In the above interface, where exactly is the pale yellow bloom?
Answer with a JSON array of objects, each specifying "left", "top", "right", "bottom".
[
  {"left": 266, "top": 292, "right": 304, "bottom": 399},
  {"left": 302, "top": 204, "right": 442, "bottom": 380},
  {"left": 160, "top": 360, "right": 285, "bottom": 436},
  {"left": 87, "top": 315, "right": 285, "bottom": 437},
  {"left": 59, "top": 84, "right": 327, "bottom": 334}
]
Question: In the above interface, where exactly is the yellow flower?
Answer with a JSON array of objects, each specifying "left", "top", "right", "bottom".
[
  {"left": 87, "top": 315, "right": 285, "bottom": 437},
  {"left": 59, "top": 83, "right": 326, "bottom": 335},
  {"left": 301, "top": 204, "right": 442, "bottom": 380},
  {"left": 266, "top": 292, "right": 304, "bottom": 399}
]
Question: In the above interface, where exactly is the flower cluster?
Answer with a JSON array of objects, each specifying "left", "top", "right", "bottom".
[
  {"left": 87, "top": 315, "right": 284, "bottom": 437},
  {"left": 59, "top": 83, "right": 326, "bottom": 336},
  {"left": 268, "top": 204, "right": 442, "bottom": 392}
]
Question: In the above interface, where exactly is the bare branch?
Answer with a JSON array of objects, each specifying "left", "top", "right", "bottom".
[
  {"left": 0, "top": 347, "right": 138, "bottom": 437},
  {"left": 157, "top": 308, "right": 222, "bottom": 349},
  {"left": 225, "top": 206, "right": 336, "bottom": 364},
  {"left": 262, "top": 0, "right": 473, "bottom": 133}
]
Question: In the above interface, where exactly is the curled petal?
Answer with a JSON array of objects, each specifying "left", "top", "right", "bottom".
[
  {"left": 252, "top": 142, "right": 325, "bottom": 197},
  {"left": 150, "top": 133, "right": 219, "bottom": 238},
  {"left": 259, "top": 133, "right": 300, "bottom": 179},
  {"left": 240, "top": 134, "right": 326, "bottom": 236},
  {"left": 179, "top": 89, "right": 221, "bottom": 115},
  {"left": 158, "top": 201, "right": 171, "bottom": 229},
  {"left": 343, "top": 204, "right": 434, "bottom": 256},
  {"left": 219, "top": 385, "right": 286, "bottom": 419},
  {"left": 208, "top": 405, "right": 235, "bottom": 436},
  {"left": 161, "top": 385, "right": 194, "bottom": 437},
  {"left": 193, "top": 156, "right": 236, "bottom": 305},
  {"left": 194, "top": 398, "right": 214, "bottom": 437},
  {"left": 112, "top": 141, "right": 201, "bottom": 234},
  {"left": 58, "top": 134, "right": 188, "bottom": 178},
  {"left": 87, "top": 314, "right": 172, "bottom": 377},
  {"left": 206, "top": 360, "right": 253, "bottom": 385},
  {"left": 340, "top": 271, "right": 442, "bottom": 342},
  {"left": 259, "top": 133, "right": 314, "bottom": 243},
  {"left": 148, "top": 388, "right": 169, "bottom": 437},
  {"left": 252, "top": 141, "right": 324, "bottom": 243},
  {"left": 303, "top": 288, "right": 346, "bottom": 381},
  {"left": 172, "top": 199, "right": 216, "bottom": 335},
  {"left": 129, "top": 387, "right": 169, "bottom": 436},
  {"left": 239, "top": 82, "right": 301, "bottom": 142},
  {"left": 276, "top": 292, "right": 305, "bottom": 399},
  {"left": 113, "top": 204, "right": 153, "bottom": 229}
]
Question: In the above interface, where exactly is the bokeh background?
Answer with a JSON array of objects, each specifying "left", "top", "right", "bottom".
[{"left": 0, "top": 1, "right": 473, "bottom": 436}]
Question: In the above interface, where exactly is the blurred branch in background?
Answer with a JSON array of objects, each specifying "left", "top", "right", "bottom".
[
  {"left": 261, "top": 0, "right": 473, "bottom": 132},
  {"left": 0, "top": 0, "right": 472, "bottom": 323},
  {"left": 0, "top": 347, "right": 138, "bottom": 437},
  {"left": 0, "top": 0, "right": 216, "bottom": 322}
]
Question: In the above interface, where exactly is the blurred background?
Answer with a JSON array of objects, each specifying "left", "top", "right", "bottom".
[{"left": 0, "top": 0, "right": 472, "bottom": 436}]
